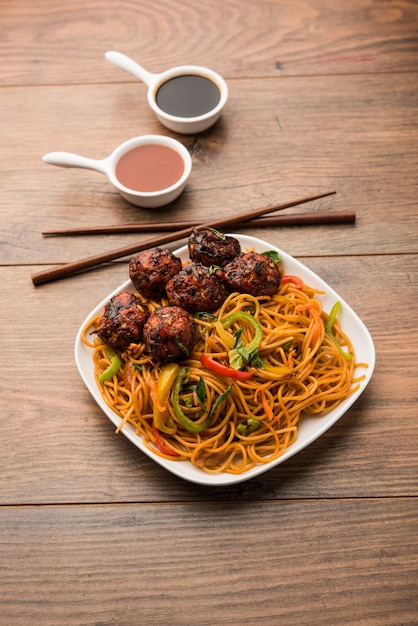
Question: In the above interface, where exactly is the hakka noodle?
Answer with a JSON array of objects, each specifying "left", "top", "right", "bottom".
[{"left": 81, "top": 271, "right": 368, "bottom": 475}]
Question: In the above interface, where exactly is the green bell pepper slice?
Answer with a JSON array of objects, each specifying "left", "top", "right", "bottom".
[
  {"left": 325, "top": 301, "right": 353, "bottom": 361},
  {"left": 98, "top": 349, "right": 121, "bottom": 382}
]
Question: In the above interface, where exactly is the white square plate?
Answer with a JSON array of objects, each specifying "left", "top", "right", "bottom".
[{"left": 75, "top": 234, "right": 375, "bottom": 486}]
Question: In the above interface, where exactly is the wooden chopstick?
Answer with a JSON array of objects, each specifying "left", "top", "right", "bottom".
[
  {"left": 31, "top": 191, "right": 335, "bottom": 286},
  {"left": 42, "top": 209, "right": 354, "bottom": 236}
]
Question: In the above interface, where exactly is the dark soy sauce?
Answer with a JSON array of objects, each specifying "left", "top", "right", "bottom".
[{"left": 156, "top": 75, "right": 221, "bottom": 118}]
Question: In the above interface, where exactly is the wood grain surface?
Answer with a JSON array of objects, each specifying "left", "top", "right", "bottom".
[
  {"left": 1, "top": 500, "right": 416, "bottom": 625},
  {"left": 1, "top": 1, "right": 417, "bottom": 624},
  {"left": 2, "top": 0, "right": 418, "bottom": 86}
]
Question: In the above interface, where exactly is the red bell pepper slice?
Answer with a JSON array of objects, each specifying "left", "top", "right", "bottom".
[
  {"left": 200, "top": 353, "right": 253, "bottom": 380},
  {"left": 152, "top": 424, "right": 180, "bottom": 457},
  {"left": 280, "top": 275, "right": 304, "bottom": 290}
]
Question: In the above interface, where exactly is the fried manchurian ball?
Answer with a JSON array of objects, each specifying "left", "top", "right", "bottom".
[
  {"left": 129, "top": 247, "right": 182, "bottom": 300},
  {"left": 143, "top": 305, "right": 197, "bottom": 362},
  {"left": 222, "top": 251, "right": 282, "bottom": 296},
  {"left": 165, "top": 262, "right": 228, "bottom": 313},
  {"left": 96, "top": 291, "right": 150, "bottom": 349},
  {"left": 188, "top": 228, "right": 241, "bottom": 267}
]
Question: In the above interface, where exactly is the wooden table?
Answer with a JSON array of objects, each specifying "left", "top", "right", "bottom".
[{"left": 1, "top": 1, "right": 417, "bottom": 624}]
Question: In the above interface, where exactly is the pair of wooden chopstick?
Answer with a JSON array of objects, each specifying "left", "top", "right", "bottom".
[
  {"left": 42, "top": 208, "right": 354, "bottom": 236},
  {"left": 32, "top": 191, "right": 341, "bottom": 286}
]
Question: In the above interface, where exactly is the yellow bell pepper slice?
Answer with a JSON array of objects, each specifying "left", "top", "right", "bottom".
[
  {"left": 261, "top": 363, "right": 292, "bottom": 377},
  {"left": 215, "top": 320, "right": 235, "bottom": 348},
  {"left": 153, "top": 363, "right": 180, "bottom": 434}
]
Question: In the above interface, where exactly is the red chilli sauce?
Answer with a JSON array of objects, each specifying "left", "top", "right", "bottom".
[{"left": 115, "top": 144, "right": 185, "bottom": 192}]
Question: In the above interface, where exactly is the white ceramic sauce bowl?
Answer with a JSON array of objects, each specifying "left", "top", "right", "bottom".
[
  {"left": 42, "top": 135, "right": 192, "bottom": 208},
  {"left": 105, "top": 51, "right": 228, "bottom": 134}
]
